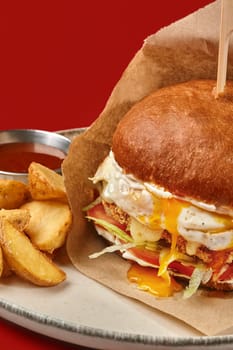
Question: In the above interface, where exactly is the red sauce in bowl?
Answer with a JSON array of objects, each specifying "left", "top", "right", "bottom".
[{"left": 0, "top": 142, "right": 66, "bottom": 173}]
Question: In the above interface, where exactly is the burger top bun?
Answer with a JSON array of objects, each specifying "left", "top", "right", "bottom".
[{"left": 112, "top": 79, "right": 233, "bottom": 209}]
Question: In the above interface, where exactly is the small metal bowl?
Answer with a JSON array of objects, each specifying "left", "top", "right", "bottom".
[{"left": 0, "top": 129, "right": 71, "bottom": 183}]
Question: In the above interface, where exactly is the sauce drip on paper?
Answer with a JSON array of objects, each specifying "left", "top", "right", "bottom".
[{"left": 127, "top": 263, "right": 183, "bottom": 297}]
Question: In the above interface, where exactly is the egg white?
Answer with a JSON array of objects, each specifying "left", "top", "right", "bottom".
[{"left": 92, "top": 151, "right": 233, "bottom": 251}]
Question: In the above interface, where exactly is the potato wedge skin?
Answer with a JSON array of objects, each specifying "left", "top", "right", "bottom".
[
  {"left": 21, "top": 200, "right": 72, "bottom": 253},
  {"left": 0, "top": 180, "right": 29, "bottom": 209},
  {"left": 0, "top": 219, "right": 66, "bottom": 286},
  {"left": 1, "top": 257, "right": 13, "bottom": 277},
  {"left": 0, "top": 208, "right": 31, "bottom": 231},
  {"left": 0, "top": 246, "right": 4, "bottom": 277},
  {"left": 28, "top": 162, "right": 67, "bottom": 202}
]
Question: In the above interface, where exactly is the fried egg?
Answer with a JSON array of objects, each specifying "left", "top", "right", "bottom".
[{"left": 92, "top": 151, "right": 233, "bottom": 252}]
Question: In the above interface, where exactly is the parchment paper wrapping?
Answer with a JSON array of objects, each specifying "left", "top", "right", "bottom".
[{"left": 62, "top": 0, "right": 233, "bottom": 336}]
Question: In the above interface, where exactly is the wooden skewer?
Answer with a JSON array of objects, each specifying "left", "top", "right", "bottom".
[{"left": 216, "top": 0, "right": 233, "bottom": 96}]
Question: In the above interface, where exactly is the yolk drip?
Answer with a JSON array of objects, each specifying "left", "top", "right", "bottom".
[
  {"left": 138, "top": 197, "right": 189, "bottom": 277},
  {"left": 162, "top": 198, "right": 188, "bottom": 235},
  {"left": 158, "top": 198, "right": 188, "bottom": 276},
  {"left": 127, "top": 263, "right": 183, "bottom": 297}
]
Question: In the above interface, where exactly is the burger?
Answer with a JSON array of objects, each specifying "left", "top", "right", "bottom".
[{"left": 85, "top": 79, "right": 233, "bottom": 297}]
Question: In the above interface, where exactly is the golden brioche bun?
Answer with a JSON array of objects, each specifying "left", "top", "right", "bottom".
[{"left": 112, "top": 79, "right": 233, "bottom": 209}]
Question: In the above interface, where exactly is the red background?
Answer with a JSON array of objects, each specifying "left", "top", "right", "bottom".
[
  {"left": 0, "top": 0, "right": 214, "bottom": 132},
  {"left": 0, "top": 1, "right": 214, "bottom": 349}
]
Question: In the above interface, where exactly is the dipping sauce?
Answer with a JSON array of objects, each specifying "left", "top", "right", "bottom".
[{"left": 0, "top": 142, "right": 66, "bottom": 173}]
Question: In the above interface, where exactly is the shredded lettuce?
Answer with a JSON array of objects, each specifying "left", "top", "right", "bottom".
[
  {"left": 86, "top": 216, "right": 134, "bottom": 243},
  {"left": 144, "top": 241, "right": 159, "bottom": 251},
  {"left": 202, "top": 268, "right": 213, "bottom": 284},
  {"left": 89, "top": 242, "right": 136, "bottom": 259},
  {"left": 87, "top": 214, "right": 209, "bottom": 300},
  {"left": 183, "top": 268, "right": 205, "bottom": 299},
  {"left": 82, "top": 197, "right": 102, "bottom": 211}
]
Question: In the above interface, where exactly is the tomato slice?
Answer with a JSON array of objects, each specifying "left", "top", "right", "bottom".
[
  {"left": 129, "top": 247, "right": 160, "bottom": 266},
  {"left": 88, "top": 203, "right": 195, "bottom": 278},
  {"left": 129, "top": 247, "right": 194, "bottom": 278},
  {"left": 219, "top": 263, "right": 233, "bottom": 282},
  {"left": 169, "top": 260, "right": 194, "bottom": 278},
  {"left": 87, "top": 203, "right": 127, "bottom": 231}
]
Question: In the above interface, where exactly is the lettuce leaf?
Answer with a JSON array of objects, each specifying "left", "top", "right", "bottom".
[
  {"left": 82, "top": 197, "right": 102, "bottom": 211},
  {"left": 86, "top": 216, "right": 133, "bottom": 243},
  {"left": 183, "top": 268, "right": 205, "bottom": 299},
  {"left": 89, "top": 242, "right": 136, "bottom": 259}
]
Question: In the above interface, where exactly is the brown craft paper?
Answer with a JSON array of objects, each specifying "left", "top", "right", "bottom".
[{"left": 62, "top": 0, "right": 233, "bottom": 336}]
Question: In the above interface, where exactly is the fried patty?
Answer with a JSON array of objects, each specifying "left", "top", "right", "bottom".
[{"left": 103, "top": 201, "right": 130, "bottom": 226}]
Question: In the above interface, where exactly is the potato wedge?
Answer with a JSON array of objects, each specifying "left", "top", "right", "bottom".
[
  {"left": 0, "top": 179, "right": 29, "bottom": 209},
  {"left": 1, "top": 257, "right": 13, "bottom": 278},
  {"left": 0, "top": 246, "right": 4, "bottom": 277},
  {"left": 0, "top": 218, "right": 66, "bottom": 286},
  {"left": 28, "top": 162, "right": 67, "bottom": 202},
  {"left": 0, "top": 208, "right": 31, "bottom": 231},
  {"left": 21, "top": 200, "right": 72, "bottom": 253}
]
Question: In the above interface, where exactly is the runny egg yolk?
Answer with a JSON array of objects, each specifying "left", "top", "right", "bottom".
[
  {"left": 162, "top": 198, "right": 188, "bottom": 235},
  {"left": 144, "top": 197, "right": 233, "bottom": 272},
  {"left": 145, "top": 196, "right": 233, "bottom": 235},
  {"left": 159, "top": 198, "right": 188, "bottom": 274},
  {"left": 127, "top": 263, "right": 183, "bottom": 297},
  {"left": 127, "top": 199, "right": 189, "bottom": 297},
  {"left": 148, "top": 198, "right": 188, "bottom": 276},
  {"left": 140, "top": 197, "right": 189, "bottom": 232}
]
